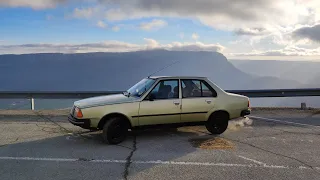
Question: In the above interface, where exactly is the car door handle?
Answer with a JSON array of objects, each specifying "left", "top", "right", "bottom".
[
  {"left": 205, "top": 100, "right": 212, "bottom": 104},
  {"left": 173, "top": 100, "right": 180, "bottom": 105}
]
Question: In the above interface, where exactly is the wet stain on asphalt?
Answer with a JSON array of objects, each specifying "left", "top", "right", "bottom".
[{"left": 188, "top": 137, "right": 235, "bottom": 150}]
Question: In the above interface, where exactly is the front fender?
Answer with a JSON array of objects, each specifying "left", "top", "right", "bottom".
[{"left": 80, "top": 102, "right": 140, "bottom": 128}]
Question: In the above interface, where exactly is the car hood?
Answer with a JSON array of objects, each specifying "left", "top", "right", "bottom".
[{"left": 74, "top": 94, "right": 140, "bottom": 108}]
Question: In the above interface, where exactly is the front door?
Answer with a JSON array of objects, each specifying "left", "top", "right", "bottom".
[
  {"left": 180, "top": 79, "right": 217, "bottom": 123},
  {"left": 138, "top": 79, "right": 181, "bottom": 126}
]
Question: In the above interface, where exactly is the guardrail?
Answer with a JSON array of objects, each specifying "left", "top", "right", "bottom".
[
  {"left": 0, "top": 91, "right": 123, "bottom": 99},
  {"left": 227, "top": 88, "right": 320, "bottom": 97},
  {"left": 1, "top": 88, "right": 320, "bottom": 110}
]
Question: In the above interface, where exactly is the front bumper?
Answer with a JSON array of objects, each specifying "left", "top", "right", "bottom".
[
  {"left": 241, "top": 109, "right": 251, "bottom": 117},
  {"left": 68, "top": 114, "right": 91, "bottom": 129}
]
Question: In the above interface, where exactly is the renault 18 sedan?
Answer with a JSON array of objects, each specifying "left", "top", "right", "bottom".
[{"left": 68, "top": 76, "right": 251, "bottom": 144}]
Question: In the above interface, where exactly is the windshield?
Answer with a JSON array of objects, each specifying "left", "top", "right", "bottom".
[{"left": 127, "top": 78, "right": 156, "bottom": 97}]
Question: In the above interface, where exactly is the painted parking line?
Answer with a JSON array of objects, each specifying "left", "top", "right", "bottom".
[
  {"left": 237, "top": 155, "right": 292, "bottom": 169},
  {"left": 248, "top": 115, "right": 320, "bottom": 128},
  {"left": 0, "top": 156, "right": 319, "bottom": 170},
  {"left": 238, "top": 155, "right": 267, "bottom": 166},
  {"left": 0, "top": 156, "right": 78, "bottom": 162}
]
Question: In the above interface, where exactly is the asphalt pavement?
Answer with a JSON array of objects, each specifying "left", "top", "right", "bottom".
[{"left": 0, "top": 108, "right": 319, "bottom": 180}]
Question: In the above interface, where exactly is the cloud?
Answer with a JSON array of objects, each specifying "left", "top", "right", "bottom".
[
  {"left": 230, "top": 46, "right": 320, "bottom": 56},
  {"left": 96, "top": 20, "right": 107, "bottom": 28},
  {"left": 4, "top": 0, "right": 320, "bottom": 58},
  {"left": 191, "top": 33, "right": 199, "bottom": 40},
  {"left": 65, "top": 0, "right": 320, "bottom": 48},
  {"left": 72, "top": 6, "right": 100, "bottom": 19},
  {"left": 112, "top": 26, "right": 120, "bottom": 32},
  {"left": 234, "top": 28, "right": 270, "bottom": 36},
  {"left": 144, "top": 38, "right": 160, "bottom": 49},
  {"left": 97, "top": 0, "right": 273, "bottom": 23},
  {"left": 0, "top": 39, "right": 225, "bottom": 54},
  {"left": 92, "top": 0, "right": 320, "bottom": 31},
  {"left": 0, "top": 0, "right": 67, "bottom": 9},
  {"left": 0, "top": 42, "right": 141, "bottom": 54},
  {"left": 164, "top": 41, "right": 225, "bottom": 52},
  {"left": 139, "top": 19, "right": 167, "bottom": 31},
  {"left": 292, "top": 23, "right": 320, "bottom": 42},
  {"left": 4, "top": 0, "right": 320, "bottom": 33}
]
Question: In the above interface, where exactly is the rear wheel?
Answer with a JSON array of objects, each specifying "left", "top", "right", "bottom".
[
  {"left": 102, "top": 117, "right": 128, "bottom": 144},
  {"left": 205, "top": 113, "right": 229, "bottom": 134}
]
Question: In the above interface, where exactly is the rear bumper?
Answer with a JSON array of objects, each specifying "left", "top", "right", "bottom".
[
  {"left": 241, "top": 109, "right": 251, "bottom": 117},
  {"left": 68, "top": 114, "right": 91, "bottom": 129}
]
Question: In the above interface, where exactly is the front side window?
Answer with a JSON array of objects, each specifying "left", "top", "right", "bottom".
[
  {"left": 181, "top": 79, "right": 217, "bottom": 98},
  {"left": 148, "top": 80, "right": 179, "bottom": 100},
  {"left": 127, "top": 78, "right": 156, "bottom": 97}
]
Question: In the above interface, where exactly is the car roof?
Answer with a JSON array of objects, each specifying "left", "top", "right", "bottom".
[{"left": 148, "top": 76, "right": 208, "bottom": 80}]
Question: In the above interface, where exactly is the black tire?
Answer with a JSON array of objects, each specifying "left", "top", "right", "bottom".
[
  {"left": 205, "top": 113, "right": 229, "bottom": 134},
  {"left": 102, "top": 117, "right": 128, "bottom": 144}
]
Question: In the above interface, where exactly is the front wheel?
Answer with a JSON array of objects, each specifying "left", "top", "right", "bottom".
[
  {"left": 205, "top": 114, "right": 229, "bottom": 134},
  {"left": 102, "top": 117, "right": 128, "bottom": 144}
]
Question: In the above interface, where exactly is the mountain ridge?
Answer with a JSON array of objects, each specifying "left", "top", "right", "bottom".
[
  {"left": 230, "top": 59, "right": 320, "bottom": 86},
  {"left": 1, "top": 50, "right": 319, "bottom": 108},
  {"left": 0, "top": 50, "right": 310, "bottom": 91}
]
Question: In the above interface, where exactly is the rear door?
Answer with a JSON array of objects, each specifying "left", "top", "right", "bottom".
[
  {"left": 180, "top": 79, "right": 217, "bottom": 123},
  {"left": 138, "top": 79, "right": 181, "bottom": 126}
]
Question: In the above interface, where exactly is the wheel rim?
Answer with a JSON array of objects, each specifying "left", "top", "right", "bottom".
[
  {"left": 109, "top": 122, "right": 126, "bottom": 141},
  {"left": 211, "top": 118, "right": 227, "bottom": 133}
]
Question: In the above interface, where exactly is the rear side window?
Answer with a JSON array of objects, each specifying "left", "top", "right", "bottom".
[
  {"left": 181, "top": 79, "right": 217, "bottom": 98},
  {"left": 201, "top": 80, "right": 217, "bottom": 97}
]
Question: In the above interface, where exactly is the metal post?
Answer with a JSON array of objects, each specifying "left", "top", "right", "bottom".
[{"left": 31, "top": 98, "right": 35, "bottom": 110}]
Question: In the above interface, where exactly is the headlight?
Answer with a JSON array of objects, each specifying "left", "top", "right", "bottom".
[{"left": 74, "top": 107, "right": 83, "bottom": 118}]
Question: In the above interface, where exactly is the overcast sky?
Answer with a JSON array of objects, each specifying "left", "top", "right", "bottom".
[{"left": 1, "top": 0, "right": 320, "bottom": 60}]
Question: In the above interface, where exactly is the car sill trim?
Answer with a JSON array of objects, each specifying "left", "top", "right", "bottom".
[{"left": 132, "top": 111, "right": 208, "bottom": 118}]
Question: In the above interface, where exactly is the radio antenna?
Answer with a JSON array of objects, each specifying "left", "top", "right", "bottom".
[{"left": 147, "top": 60, "right": 181, "bottom": 78}]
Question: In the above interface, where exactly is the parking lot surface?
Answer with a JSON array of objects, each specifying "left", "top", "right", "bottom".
[{"left": 0, "top": 108, "right": 320, "bottom": 180}]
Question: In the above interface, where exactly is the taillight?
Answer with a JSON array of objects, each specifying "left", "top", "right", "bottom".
[
  {"left": 248, "top": 100, "right": 250, "bottom": 108},
  {"left": 74, "top": 107, "right": 83, "bottom": 118}
]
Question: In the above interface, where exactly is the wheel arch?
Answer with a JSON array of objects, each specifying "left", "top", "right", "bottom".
[{"left": 98, "top": 112, "right": 133, "bottom": 130}]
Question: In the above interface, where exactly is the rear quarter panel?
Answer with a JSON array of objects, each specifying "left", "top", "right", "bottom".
[
  {"left": 205, "top": 93, "right": 249, "bottom": 120},
  {"left": 204, "top": 79, "right": 248, "bottom": 120}
]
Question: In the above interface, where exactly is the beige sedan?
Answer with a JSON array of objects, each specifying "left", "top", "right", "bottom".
[{"left": 68, "top": 76, "right": 251, "bottom": 144}]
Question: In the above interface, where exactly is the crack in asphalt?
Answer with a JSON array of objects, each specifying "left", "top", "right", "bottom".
[
  {"left": 116, "top": 144, "right": 134, "bottom": 150},
  {"left": 30, "top": 114, "right": 136, "bottom": 151},
  {"left": 279, "top": 129, "right": 320, "bottom": 136},
  {"left": 190, "top": 129, "right": 320, "bottom": 173},
  {"left": 305, "top": 110, "right": 320, "bottom": 119},
  {"left": 123, "top": 135, "right": 137, "bottom": 180},
  {"left": 33, "top": 111, "right": 71, "bottom": 134},
  {"left": 32, "top": 112, "right": 118, "bottom": 143},
  {"left": 32, "top": 112, "right": 99, "bottom": 141},
  {"left": 244, "top": 128, "right": 320, "bottom": 139},
  {"left": 244, "top": 131, "right": 285, "bottom": 139},
  {"left": 0, "top": 137, "right": 19, "bottom": 148},
  {"left": 226, "top": 137, "right": 319, "bottom": 173}
]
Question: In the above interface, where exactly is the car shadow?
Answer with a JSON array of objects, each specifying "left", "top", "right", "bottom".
[{"left": 0, "top": 125, "right": 221, "bottom": 180}]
